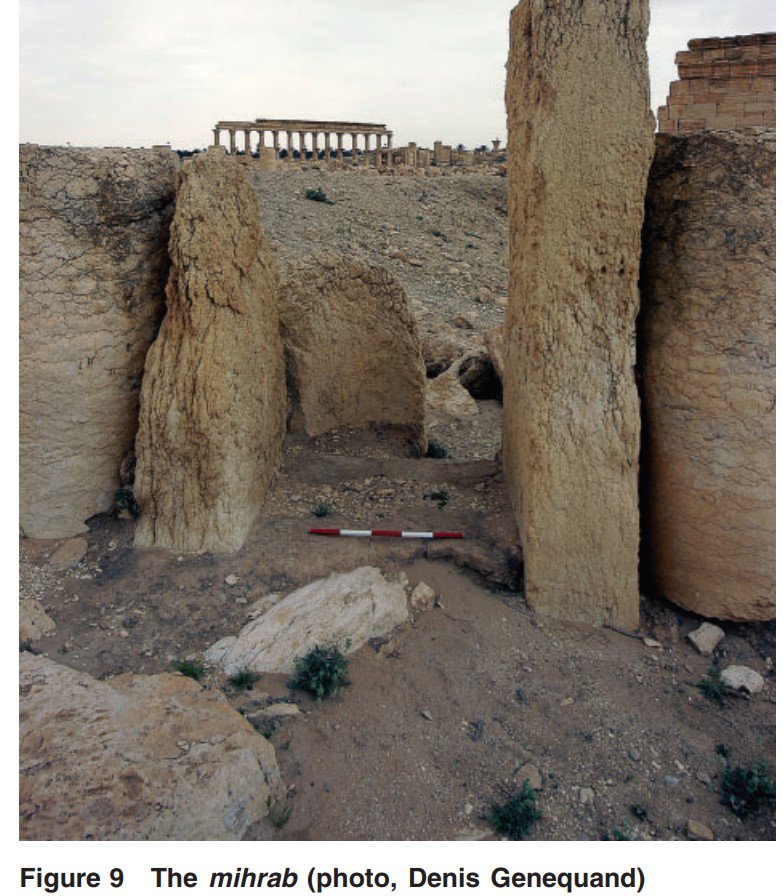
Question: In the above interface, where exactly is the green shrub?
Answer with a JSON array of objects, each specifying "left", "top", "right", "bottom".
[
  {"left": 228, "top": 668, "right": 259, "bottom": 690},
  {"left": 304, "top": 187, "right": 334, "bottom": 204},
  {"left": 423, "top": 489, "right": 450, "bottom": 508},
  {"left": 487, "top": 781, "right": 541, "bottom": 840},
  {"left": 312, "top": 502, "right": 333, "bottom": 518},
  {"left": 698, "top": 668, "right": 727, "bottom": 706},
  {"left": 721, "top": 759, "right": 775, "bottom": 818},
  {"left": 290, "top": 645, "right": 348, "bottom": 700},
  {"left": 174, "top": 659, "right": 206, "bottom": 681}
]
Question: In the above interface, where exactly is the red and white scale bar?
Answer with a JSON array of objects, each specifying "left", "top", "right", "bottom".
[{"left": 309, "top": 528, "right": 463, "bottom": 539}]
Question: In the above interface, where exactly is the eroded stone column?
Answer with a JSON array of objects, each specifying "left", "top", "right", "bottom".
[
  {"left": 134, "top": 152, "right": 285, "bottom": 553},
  {"left": 503, "top": 0, "right": 655, "bottom": 627},
  {"left": 364, "top": 134, "right": 371, "bottom": 164},
  {"left": 229, "top": 129, "right": 236, "bottom": 154},
  {"left": 213, "top": 128, "right": 220, "bottom": 147},
  {"left": 337, "top": 133, "right": 343, "bottom": 161},
  {"left": 640, "top": 130, "right": 775, "bottom": 621}
]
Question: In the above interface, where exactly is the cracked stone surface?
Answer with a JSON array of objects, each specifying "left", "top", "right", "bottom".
[
  {"left": 503, "top": 0, "right": 655, "bottom": 627},
  {"left": 19, "top": 653, "right": 284, "bottom": 840},
  {"left": 19, "top": 145, "right": 179, "bottom": 538},
  {"left": 640, "top": 130, "right": 775, "bottom": 621},
  {"left": 279, "top": 252, "right": 425, "bottom": 448},
  {"left": 134, "top": 151, "right": 286, "bottom": 553}
]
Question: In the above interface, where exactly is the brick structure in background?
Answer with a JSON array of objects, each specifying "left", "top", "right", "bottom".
[{"left": 657, "top": 33, "right": 775, "bottom": 133}]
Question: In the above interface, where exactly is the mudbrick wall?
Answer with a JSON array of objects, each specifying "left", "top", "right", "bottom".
[
  {"left": 639, "top": 129, "right": 775, "bottom": 622},
  {"left": 657, "top": 33, "right": 775, "bottom": 133},
  {"left": 19, "top": 146, "right": 179, "bottom": 539}
]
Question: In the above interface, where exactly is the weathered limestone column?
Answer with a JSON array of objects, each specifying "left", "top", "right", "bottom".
[
  {"left": 298, "top": 131, "right": 305, "bottom": 160},
  {"left": 364, "top": 134, "right": 371, "bottom": 164},
  {"left": 243, "top": 130, "right": 251, "bottom": 153},
  {"left": 311, "top": 132, "right": 319, "bottom": 159},
  {"left": 272, "top": 130, "right": 279, "bottom": 155},
  {"left": 640, "top": 130, "right": 775, "bottom": 621},
  {"left": 134, "top": 152, "right": 285, "bottom": 553},
  {"left": 351, "top": 133, "right": 358, "bottom": 161},
  {"left": 375, "top": 135, "right": 382, "bottom": 168},
  {"left": 503, "top": 0, "right": 655, "bottom": 627},
  {"left": 229, "top": 129, "right": 236, "bottom": 154},
  {"left": 286, "top": 131, "right": 293, "bottom": 160},
  {"left": 324, "top": 132, "right": 331, "bottom": 160},
  {"left": 213, "top": 128, "right": 220, "bottom": 147},
  {"left": 337, "top": 133, "right": 344, "bottom": 161},
  {"left": 19, "top": 146, "right": 179, "bottom": 538}
]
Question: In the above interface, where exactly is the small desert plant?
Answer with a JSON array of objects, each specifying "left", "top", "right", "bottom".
[
  {"left": 304, "top": 187, "right": 334, "bottom": 204},
  {"left": 174, "top": 659, "right": 206, "bottom": 681},
  {"left": 486, "top": 781, "right": 541, "bottom": 840},
  {"left": 698, "top": 667, "right": 727, "bottom": 706},
  {"left": 290, "top": 645, "right": 348, "bottom": 700},
  {"left": 426, "top": 440, "right": 449, "bottom": 459},
  {"left": 608, "top": 821, "right": 635, "bottom": 841},
  {"left": 270, "top": 800, "right": 292, "bottom": 829},
  {"left": 228, "top": 668, "right": 259, "bottom": 690},
  {"left": 720, "top": 757, "right": 775, "bottom": 819},
  {"left": 312, "top": 502, "right": 333, "bottom": 518},
  {"left": 423, "top": 489, "right": 450, "bottom": 508}
]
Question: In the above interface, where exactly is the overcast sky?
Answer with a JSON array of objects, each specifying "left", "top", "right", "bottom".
[{"left": 19, "top": 0, "right": 776, "bottom": 150}]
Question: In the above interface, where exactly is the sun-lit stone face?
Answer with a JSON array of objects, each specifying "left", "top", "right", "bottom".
[{"left": 503, "top": 0, "right": 655, "bottom": 627}]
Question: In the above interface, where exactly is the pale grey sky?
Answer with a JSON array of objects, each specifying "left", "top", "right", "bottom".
[{"left": 19, "top": 0, "right": 776, "bottom": 150}]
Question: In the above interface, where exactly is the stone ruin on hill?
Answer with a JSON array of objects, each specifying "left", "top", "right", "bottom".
[{"left": 18, "top": 3, "right": 776, "bottom": 625}]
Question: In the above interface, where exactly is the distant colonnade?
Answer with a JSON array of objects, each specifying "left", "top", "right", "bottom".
[{"left": 213, "top": 119, "right": 393, "bottom": 165}]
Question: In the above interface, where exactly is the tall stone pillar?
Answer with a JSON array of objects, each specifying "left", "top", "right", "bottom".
[
  {"left": 364, "top": 134, "right": 371, "bottom": 164},
  {"left": 298, "top": 132, "right": 305, "bottom": 160},
  {"left": 244, "top": 130, "right": 251, "bottom": 153},
  {"left": 337, "top": 133, "right": 343, "bottom": 161},
  {"left": 272, "top": 130, "right": 279, "bottom": 155},
  {"left": 213, "top": 128, "right": 220, "bottom": 147},
  {"left": 286, "top": 132, "right": 293, "bottom": 160},
  {"left": 351, "top": 133, "right": 358, "bottom": 161},
  {"left": 503, "top": 0, "right": 655, "bottom": 627},
  {"left": 229, "top": 129, "right": 236, "bottom": 154},
  {"left": 311, "top": 132, "right": 319, "bottom": 160},
  {"left": 324, "top": 132, "right": 331, "bottom": 160},
  {"left": 375, "top": 134, "right": 382, "bottom": 168},
  {"left": 640, "top": 130, "right": 775, "bottom": 622}
]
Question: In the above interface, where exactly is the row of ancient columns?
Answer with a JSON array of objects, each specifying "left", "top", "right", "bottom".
[{"left": 212, "top": 127, "right": 393, "bottom": 165}]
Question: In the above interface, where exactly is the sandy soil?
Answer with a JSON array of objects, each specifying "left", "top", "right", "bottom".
[{"left": 20, "top": 431, "right": 776, "bottom": 841}]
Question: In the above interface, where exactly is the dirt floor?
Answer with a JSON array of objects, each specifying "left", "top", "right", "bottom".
[
  {"left": 19, "top": 170, "right": 775, "bottom": 841},
  {"left": 20, "top": 429, "right": 776, "bottom": 841}
]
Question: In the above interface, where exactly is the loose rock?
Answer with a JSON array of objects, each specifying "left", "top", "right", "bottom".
[
  {"left": 719, "top": 665, "right": 765, "bottom": 695},
  {"left": 686, "top": 622, "right": 725, "bottom": 656},
  {"left": 205, "top": 566, "right": 409, "bottom": 676},
  {"left": 49, "top": 537, "right": 88, "bottom": 569}
]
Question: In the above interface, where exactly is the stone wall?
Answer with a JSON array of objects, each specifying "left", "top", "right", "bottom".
[
  {"left": 658, "top": 33, "right": 775, "bottom": 133},
  {"left": 503, "top": 0, "right": 654, "bottom": 627},
  {"left": 19, "top": 146, "right": 179, "bottom": 539},
  {"left": 639, "top": 130, "right": 775, "bottom": 621}
]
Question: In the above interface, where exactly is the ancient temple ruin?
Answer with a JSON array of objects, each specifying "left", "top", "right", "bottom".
[
  {"left": 212, "top": 118, "right": 506, "bottom": 170},
  {"left": 213, "top": 118, "right": 394, "bottom": 166}
]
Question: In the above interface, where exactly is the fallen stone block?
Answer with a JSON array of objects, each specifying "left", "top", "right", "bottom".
[
  {"left": 19, "top": 654, "right": 284, "bottom": 839},
  {"left": 206, "top": 566, "right": 409, "bottom": 676}
]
